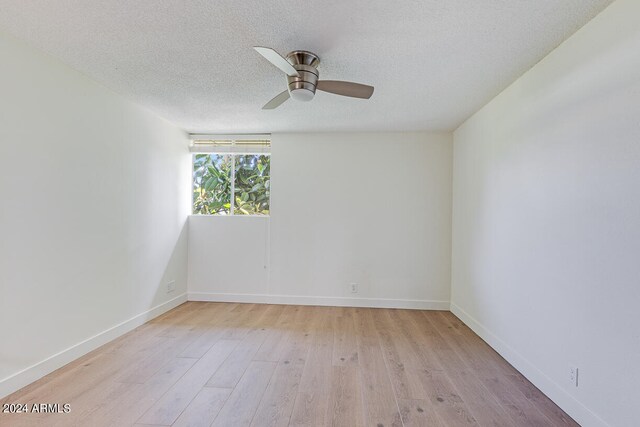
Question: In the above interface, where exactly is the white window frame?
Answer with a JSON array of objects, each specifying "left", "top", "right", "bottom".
[{"left": 190, "top": 134, "right": 271, "bottom": 217}]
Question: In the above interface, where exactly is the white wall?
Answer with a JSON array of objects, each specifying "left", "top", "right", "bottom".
[
  {"left": 0, "top": 32, "right": 191, "bottom": 397},
  {"left": 451, "top": 1, "right": 640, "bottom": 426},
  {"left": 189, "top": 215, "right": 270, "bottom": 296},
  {"left": 189, "top": 132, "right": 452, "bottom": 309}
]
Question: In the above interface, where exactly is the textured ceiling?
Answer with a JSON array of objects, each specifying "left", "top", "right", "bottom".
[{"left": 0, "top": 0, "right": 613, "bottom": 133}]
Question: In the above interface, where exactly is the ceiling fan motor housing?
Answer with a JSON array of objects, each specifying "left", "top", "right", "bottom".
[{"left": 286, "top": 51, "right": 320, "bottom": 101}]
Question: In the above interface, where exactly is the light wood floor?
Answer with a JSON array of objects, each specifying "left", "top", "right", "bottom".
[{"left": 1, "top": 302, "right": 578, "bottom": 427}]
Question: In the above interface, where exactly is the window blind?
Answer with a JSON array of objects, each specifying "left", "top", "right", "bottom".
[{"left": 189, "top": 134, "right": 271, "bottom": 154}]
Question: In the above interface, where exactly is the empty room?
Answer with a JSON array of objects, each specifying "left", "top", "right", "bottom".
[{"left": 0, "top": 0, "right": 638, "bottom": 426}]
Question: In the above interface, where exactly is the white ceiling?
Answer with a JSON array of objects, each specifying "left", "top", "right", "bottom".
[{"left": 0, "top": 0, "right": 613, "bottom": 133}]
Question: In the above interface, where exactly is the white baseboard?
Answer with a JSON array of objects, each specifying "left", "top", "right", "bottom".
[
  {"left": 0, "top": 293, "right": 187, "bottom": 399},
  {"left": 188, "top": 292, "right": 450, "bottom": 310},
  {"left": 450, "top": 302, "right": 609, "bottom": 427}
]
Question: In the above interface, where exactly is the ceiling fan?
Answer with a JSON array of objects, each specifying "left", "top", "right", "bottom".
[{"left": 254, "top": 47, "right": 374, "bottom": 110}]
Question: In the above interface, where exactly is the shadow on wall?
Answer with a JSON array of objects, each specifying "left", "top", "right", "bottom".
[
  {"left": 0, "top": 218, "right": 190, "bottom": 399},
  {"left": 148, "top": 219, "right": 190, "bottom": 310}
]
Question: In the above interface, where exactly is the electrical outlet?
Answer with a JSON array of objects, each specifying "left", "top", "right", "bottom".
[
  {"left": 350, "top": 283, "right": 358, "bottom": 293},
  {"left": 167, "top": 280, "right": 176, "bottom": 293},
  {"left": 569, "top": 365, "right": 579, "bottom": 387}
]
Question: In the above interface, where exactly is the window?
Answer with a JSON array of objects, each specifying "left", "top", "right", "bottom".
[{"left": 191, "top": 137, "right": 270, "bottom": 216}]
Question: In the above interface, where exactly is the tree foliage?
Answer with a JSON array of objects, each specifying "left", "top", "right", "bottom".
[
  {"left": 234, "top": 154, "right": 270, "bottom": 215},
  {"left": 192, "top": 154, "right": 270, "bottom": 216},
  {"left": 193, "top": 154, "right": 232, "bottom": 215}
]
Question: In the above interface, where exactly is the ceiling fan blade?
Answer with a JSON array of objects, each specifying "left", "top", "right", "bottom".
[
  {"left": 262, "top": 90, "right": 290, "bottom": 110},
  {"left": 253, "top": 46, "right": 300, "bottom": 77},
  {"left": 316, "top": 80, "right": 374, "bottom": 99}
]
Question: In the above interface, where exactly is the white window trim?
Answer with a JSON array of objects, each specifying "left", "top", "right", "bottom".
[
  {"left": 229, "top": 156, "right": 235, "bottom": 216},
  {"left": 190, "top": 133, "right": 270, "bottom": 140}
]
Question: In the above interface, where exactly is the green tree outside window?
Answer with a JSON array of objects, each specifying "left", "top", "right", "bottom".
[{"left": 192, "top": 153, "right": 270, "bottom": 216}]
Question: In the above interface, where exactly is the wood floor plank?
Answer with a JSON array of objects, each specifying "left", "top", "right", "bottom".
[
  {"left": 177, "top": 302, "right": 239, "bottom": 358},
  {"left": 46, "top": 381, "right": 130, "bottom": 427},
  {"left": 251, "top": 359, "right": 305, "bottom": 427},
  {"left": 207, "top": 305, "right": 287, "bottom": 388},
  {"left": 332, "top": 312, "right": 359, "bottom": 366},
  {"left": 440, "top": 310, "right": 579, "bottom": 425},
  {"left": 505, "top": 373, "right": 580, "bottom": 427},
  {"left": 210, "top": 361, "right": 277, "bottom": 427},
  {"left": 136, "top": 339, "right": 239, "bottom": 425},
  {"left": 220, "top": 303, "right": 270, "bottom": 340},
  {"left": 172, "top": 387, "right": 231, "bottom": 427},
  {"left": 428, "top": 312, "right": 578, "bottom": 426},
  {"left": 425, "top": 312, "right": 553, "bottom": 426},
  {"left": 4, "top": 351, "right": 141, "bottom": 414},
  {"left": 438, "top": 313, "right": 578, "bottom": 426},
  {"left": 323, "top": 365, "right": 365, "bottom": 427},
  {"left": 272, "top": 305, "right": 316, "bottom": 365},
  {"left": 111, "top": 304, "right": 220, "bottom": 385},
  {"left": 387, "top": 310, "right": 479, "bottom": 427},
  {"left": 288, "top": 307, "right": 334, "bottom": 426},
  {"left": 415, "top": 367, "right": 480, "bottom": 427},
  {"left": 206, "top": 328, "right": 269, "bottom": 388},
  {"left": 114, "top": 332, "right": 200, "bottom": 384},
  {"left": 374, "top": 309, "right": 427, "bottom": 400},
  {"left": 430, "top": 312, "right": 518, "bottom": 376},
  {"left": 253, "top": 305, "right": 298, "bottom": 362},
  {"left": 155, "top": 301, "right": 215, "bottom": 338},
  {"left": 74, "top": 356, "right": 197, "bottom": 427},
  {"left": 398, "top": 398, "right": 445, "bottom": 427},
  {"left": 1, "top": 303, "right": 579, "bottom": 427},
  {"left": 257, "top": 304, "right": 288, "bottom": 327},
  {"left": 403, "top": 310, "right": 514, "bottom": 427},
  {"left": 353, "top": 308, "right": 403, "bottom": 427}
]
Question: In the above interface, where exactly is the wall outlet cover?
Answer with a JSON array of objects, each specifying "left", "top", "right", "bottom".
[{"left": 569, "top": 365, "right": 579, "bottom": 387}]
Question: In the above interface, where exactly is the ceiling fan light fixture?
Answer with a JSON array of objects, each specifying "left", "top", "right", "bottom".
[
  {"left": 290, "top": 87, "right": 315, "bottom": 102},
  {"left": 254, "top": 46, "right": 374, "bottom": 109}
]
